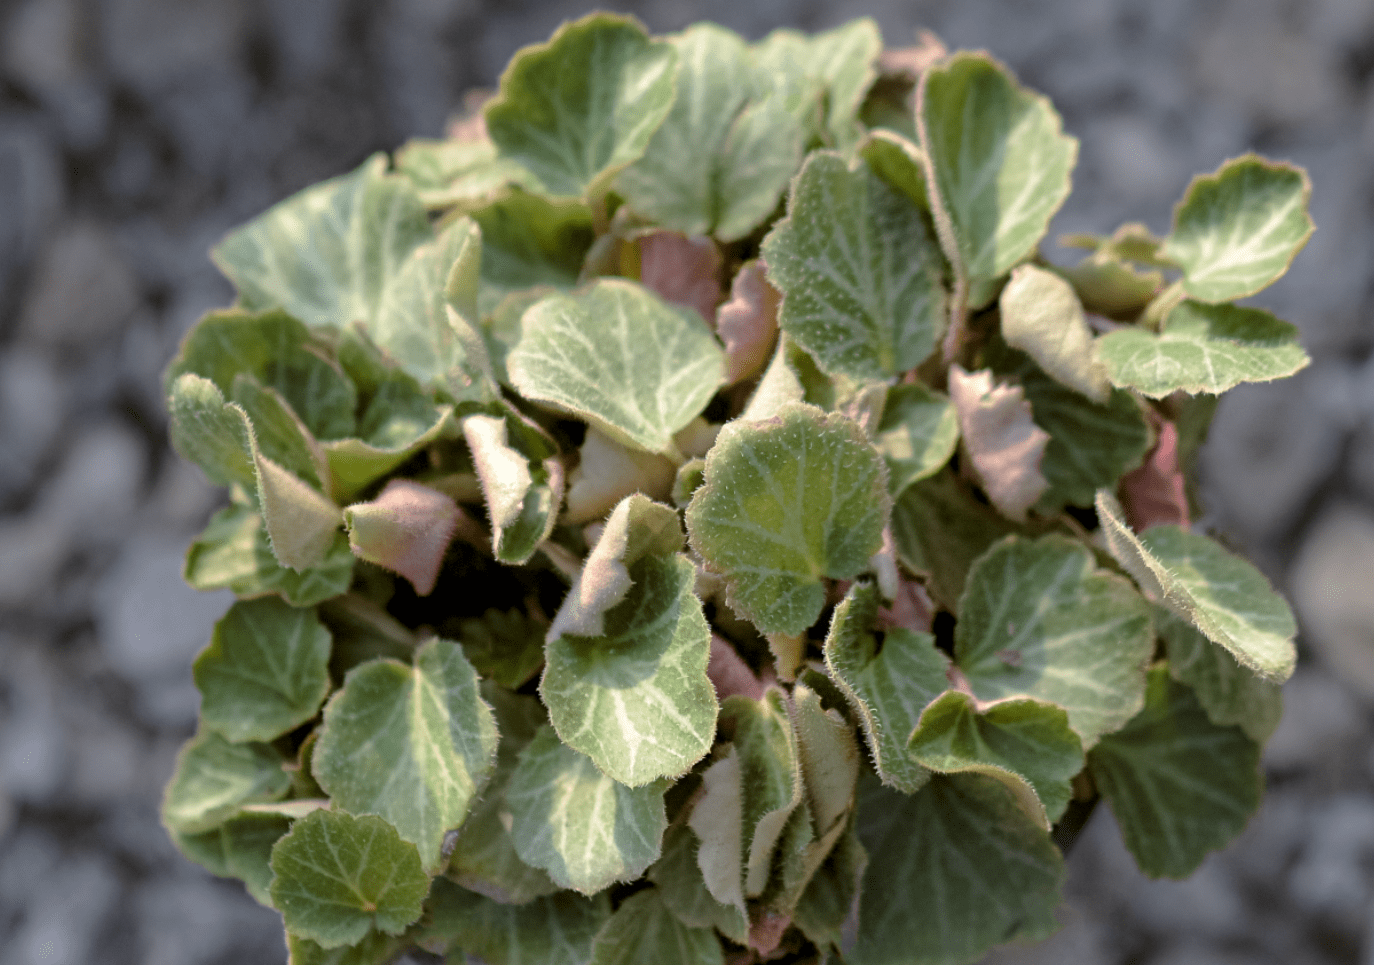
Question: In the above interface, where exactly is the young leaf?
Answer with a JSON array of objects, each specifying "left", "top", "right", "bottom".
[
  {"left": 269, "top": 810, "right": 430, "bottom": 949},
  {"left": 686, "top": 403, "right": 890, "bottom": 636},
  {"left": 484, "top": 13, "right": 679, "bottom": 200},
  {"left": 946, "top": 365, "right": 1049, "bottom": 521},
  {"left": 999, "top": 264, "right": 1110, "bottom": 402},
  {"left": 1120, "top": 418, "right": 1191, "bottom": 530},
  {"left": 906, "top": 691, "right": 1084, "bottom": 827},
  {"left": 955, "top": 535, "right": 1154, "bottom": 747},
  {"left": 162, "top": 730, "right": 291, "bottom": 834},
  {"left": 563, "top": 427, "right": 677, "bottom": 525},
  {"left": 918, "top": 53, "right": 1077, "bottom": 306},
  {"left": 457, "top": 609, "right": 547, "bottom": 690},
  {"left": 792, "top": 681, "right": 861, "bottom": 835},
  {"left": 230, "top": 375, "right": 330, "bottom": 491},
  {"left": 193, "top": 597, "right": 333, "bottom": 744},
  {"left": 344, "top": 479, "right": 460, "bottom": 597},
  {"left": 508, "top": 280, "right": 724, "bottom": 456},
  {"left": 424, "top": 877, "right": 610, "bottom": 965},
  {"left": 875, "top": 382, "right": 960, "bottom": 496},
  {"left": 221, "top": 812, "right": 293, "bottom": 907},
  {"left": 761, "top": 151, "right": 946, "bottom": 381},
  {"left": 213, "top": 155, "right": 432, "bottom": 330},
  {"left": 716, "top": 260, "right": 781, "bottom": 386},
  {"left": 1156, "top": 606, "right": 1283, "bottom": 743},
  {"left": 505, "top": 726, "right": 668, "bottom": 894},
  {"left": 616, "top": 24, "right": 801, "bottom": 243},
  {"left": 312, "top": 639, "right": 499, "bottom": 871},
  {"left": 463, "top": 410, "right": 564, "bottom": 565},
  {"left": 542, "top": 554, "right": 716, "bottom": 787},
  {"left": 1162, "top": 154, "right": 1314, "bottom": 303},
  {"left": 471, "top": 191, "right": 595, "bottom": 312},
  {"left": 323, "top": 405, "right": 455, "bottom": 507},
  {"left": 589, "top": 888, "right": 724, "bottom": 965},
  {"left": 1096, "top": 300, "right": 1310, "bottom": 398},
  {"left": 184, "top": 502, "right": 354, "bottom": 608},
  {"left": 1096, "top": 492, "right": 1297, "bottom": 680},
  {"left": 688, "top": 749, "right": 747, "bottom": 921},
  {"left": 1088, "top": 666, "right": 1262, "bottom": 878},
  {"left": 850, "top": 774, "right": 1063, "bottom": 965},
  {"left": 793, "top": 818, "right": 865, "bottom": 952},
  {"left": 651, "top": 822, "right": 749, "bottom": 943},
  {"left": 636, "top": 231, "right": 722, "bottom": 325}
]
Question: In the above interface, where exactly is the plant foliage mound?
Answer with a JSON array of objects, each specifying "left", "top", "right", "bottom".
[{"left": 162, "top": 12, "right": 1312, "bottom": 965}]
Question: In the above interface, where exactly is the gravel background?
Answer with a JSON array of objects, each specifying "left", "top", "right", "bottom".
[{"left": 1, "top": 1, "right": 1372, "bottom": 963}]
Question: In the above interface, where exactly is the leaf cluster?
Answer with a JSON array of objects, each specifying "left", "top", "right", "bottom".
[{"left": 161, "top": 12, "right": 1310, "bottom": 965}]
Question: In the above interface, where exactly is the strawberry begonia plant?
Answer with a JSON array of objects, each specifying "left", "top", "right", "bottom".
[{"left": 161, "top": 12, "right": 1312, "bottom": 965}]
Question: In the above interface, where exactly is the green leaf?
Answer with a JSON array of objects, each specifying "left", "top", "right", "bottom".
[
  {"left": 918, "top": 53, "right": 1077, "bottom": 303},
  {"left": 686, "top": 403, "right": 890, "bottom": 636},
  {"left": 457, "top": 609, "right": 547, "bottom": 690},
  {"left": 506, "top": 725, "right": 668, "bottom": 894},
  {"left": 649, "top": 823, "right": 749, "bottom": 944},
  {"left": 323, "top": 407, "right": 455, "bottom": 506},
  {"left": 221, "top": 812, "right": 292, "bottom": 907},
  {"left": 808, "top": 19, "right": 883, "bottom": 150},
  {"left": 1162, "top": 154, "right": 1314, "bottom": 303},
  {"left": 230, "top": 376, "right": 329, "bottom": 490},
  {"left": 507, "top": 279, "right": 724, "bottom": 456},
  {"left": 162, "top": 730, "right": 291, "bottom": 834},
  {"left": 1096, "top": 491, "right": 1297, "bottom": 681},
  {"left": 1089, "top": 665, "right": 1261, "bottom": 878},
  {"left": 793, "top": 819, "right": 865, "bottom": 951},
  {"left": 889, "top": 469, "right": 1020, "bottom": 610},
  {"left": 313, "top": 639, "right": 499, "bottom": 870},
  {"left": 462, "top": 410, "right": 564, "bottom": 565},
  {"left": 999, "top": 264, "right": 1110, "bottom": 402},
  {"left": 393, "top": 136, "right": 535, "bottom": 209},
  {"left": 687, "top": 749, "right": 747, "bottom": 918},
  {"left": 472, "top": 191, "right": 595, "bottom": 313},
  {"left": 907, "top": 691, "right": 1084, "bottom": 827},
  {"left": 590, "top": 888, "right": 723, "bottom": 965},
  {"left": 875, "top": 382, "right": 959, "bottom": 496},
  {"left": 858, "top": 130, "right": 930, "bottom": 212},
  {"left": 193, "top": 597, "right": 333, "bottom": 743},
  {"left": 760, "top": 151, "right": 945, "bottom": 381},
  {"left": 447, "top": 684, "right": 560, "bottom": 905},
  {"left": 269, "top": 810, "right": 430, "bottom": 949},
  {"left": 184, "top": 502, "right": 354, "bottom": 608},
  {"left": 954, "top": 535, "right": 1154, "bottom": 746},
  {"left": 792, "top": 681, "right": 861, "bottom": 836},
  {"left": 823, "top": 582, "right": 948, "bottom": 793},
  {"left": 616, "top": 24, "right": 803, "bottom": 242},
  {"left": 542, "top": 553, "right": 716, "bottom": 787},
  {"left": 850, "top": 774, "right": 1063, "bottom": 965},
  {"left": 425, "top": 877, "right": 610, "bottom": 965},
  {"left": 286, "top": 930, "right": 404, "bottom": 965},
  {"left": 1096, "top": 300, "right": 1310, "bottom": 398},
  {"left": 214, "top": 155, "right": 432, "bottom": 330},
  {"left": 1157, "top": 606, "right": 1282, "bottom": 743},
  {"left": 485, "top": 13, "right": 679, "bottom": 200}
]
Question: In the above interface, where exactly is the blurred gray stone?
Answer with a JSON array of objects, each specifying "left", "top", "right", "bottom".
[
  {"left": 1291, "top": 503, "right": 1374, "bottom": 701},
  {"left": 42, "top": 419, "right": 147, "bottom": 539},
  {"left": 1288, "top": 795, "right": 1374, "bottom": 936},
  {"left": 1265, "top": 666, "right": 1366, "bottom": 772},
  {"left": 0, "top": 645, "right": 68, "bottom": 803},
  {"left": 2, "top": 0, "right": 108, "bottom": 149},
  {"left": 0, "top": 348, "right": 66, "bottom": 500},
  {"left": 978, "top": 904, "right": 1108, "bottom": 964},
  {"left": 2, "top": 854, "right": 121, "bottom": 965},
  {"left": 18, "top": 222, "right": 141, "bottom": 351},
  {"left": 103, "top": 0, "right": 249, "bottom": 92},
  {"left": 0, "top": 119, "right": 64, "bottom": 300},
  {"left": 134, "top": 872, "right": 283, "bottom": 965},
  {"left": 265, "top": 0, "right": 347, "bottom": 80}
]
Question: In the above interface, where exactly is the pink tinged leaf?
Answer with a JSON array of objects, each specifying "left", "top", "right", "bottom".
[
  {"left": 878, "top": 30, "right": 948, "bottom": 77},
  {"left": 708, "top": 634, "right": 766, "bottom": 701},
  {"left": 637, "top": 231, "right": 723, "bottom": 325},
  {"left": 344, "top": 479, "right": 460, "bottom": 596},
  {"left": 1120, "top": 417, "right": 1190, "bottom": 530},
  {"left": 446, "top": 90, "right": 493, "bottom": 141},
  {"left": 748, "top": 912, "right": 792, "bottom": 957},
  {"left": 876, "top": 579, "right": 935, "bottom": 634},
  {"left": 947, "top": 365, "right": 1050, "bottom": 522},
  {"left": 716, "top": 260, "right": 781, "bottom": 385}
]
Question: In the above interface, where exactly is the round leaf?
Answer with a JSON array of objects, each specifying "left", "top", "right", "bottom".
[
  {"left": 589, "top": 888, "right": 724, "bottom": 965},
  {"left": 162, "top": 730, "right": 291, "bottom": 835},
  {"left": 875, "top": 382, "right": 959, "bottom": 496},
  {"left": 424, "top": 877, "right": 610, "bottom": 965}
]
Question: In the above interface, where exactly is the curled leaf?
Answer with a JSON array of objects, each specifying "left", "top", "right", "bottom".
[
  {"left": 563, "top": 428, "right": 677, "bottom": 525},
  {"left": 344, "top": 479, "right": 461, "bottom": 596},
  {"left": 638, "top": 231, "right": 723, "bottom": 325},
  {"left": 947, "top": 365, "right": 1049, "bottom": 521},
  {"left": 715, "top": 260, "right": 780, "bottom": 385},
  {"left": 1120, "top": 416, "right": 1190, "bottom": 530}
]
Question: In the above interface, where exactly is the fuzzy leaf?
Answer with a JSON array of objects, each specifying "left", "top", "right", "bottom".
[
  {"left": 313, "top": 639, "right": 499, "bottom": 870},
  {"left": 1089, "top": 666, "right": 1261, "bottom": 878},
  {"left": 193, "top": 597, "right": 333, "bottom": 743},
  {"left": 824, "top": 582, "right": 948, "bottom": 793},
  {"left": 616, "top": 24, "right": 802, "bottom": 242},
  {"left": 214, "top": 155, "right": 432, "bottom": 330},
  {"left": 162, "top": 730, "right": 291, "bottom": 834},
  {"left": 184, "top": 502, "right": 354, "bottom": 608},
  {"left": 393, "top": 136, "right": 534, "bottom": 208},
  {"left": 761, "top": 151, "right": 945, "bottom": 381},
  {"left": 858, "top": 130, "right": 930, "bottom": 212},
  {"left": 269, "top": 810, "right": 430, "bottom": 949},
  {"left": 286, "top": 931, "right": 404, "bottom": 965},
  {"left": 457, "top": 609, "right": 547, "bottom": 691},
  {"left": 542, "top": 553, "right": 715, "bottom": 786},
  {"left": 1120, "top": 419, "right": 1191, "bottom": 530},
  {"left": 168, "top": 373, "right": 257, "bottom": 490},
  {"left": 472, "top": 191, "right": 595, "bottom": 312},
  {"left": 425, "top": 878, "right": 610, "bottom": 965},
  {"left": 722, "top": 690, "right": 805, "bottom": 898},
  {"left": 740, "top": 334, "right": 806, "bottom": 422},
  {"left": 1096, "top": 492, "right": 1297, "bottom": 681},
  {"left": 688, "top": 749, "right": 747, "bottom": 916},
  {"left": 1156, "top": 606, "right": 1283, "bottom": 744},
  {"left": 221, "top": 812, "right": 292, "bottom": 907},
  {"left": 792, "top": 681, "right": 861, "bottom": 834},
  {"left": 875, "top": 382, "right": 959, "bottom": 496},
  {"left": 751, "top": 20, "right": 880, "bottom": 149},
  {"left": 506, "top": 726, "right": 667, "bottom": 894},
  {"left": 850, "top": 774, "right": 1063, "bottom": 965},
  {"left": 946, "top": 365, "right": 1049, "bottom": 521},
  {"left": 907, "top": 691, "right": 1083, "bottom": 827},
  {"left": 485, "top": 14, "right": 679, "bottom": 200},
  {"left": 686, "top": 403, "right": 890, "bottom": 636},
  {"left": 1096, "top": 300, "right": 1310, "bottom": 398},
  {"left": 716, "top": 260, "right": 781, "bottom": 385},
  {"left": 463, "top": 411, "right": 563, "bottom": 565},
  {"left": 919, "top": 53, "right": 1077, "bottom": 303},
  {"left": 651, "top": 822, "right": 749, "bottom": 943},
  {"left": 323, "top": 406, "right": 454, "bottom": 506},
  {"left": 590, "top": 888, "right": 723, "bottom": 965},
  {"left": 955, "top": 535, "right": 1155, "bottom": 747},
  {"left": 509, "top": 279, "right": 722, "bottom": 455},
  {"left": 793, "top": 819, "right": 865, "bottom": 952},
  {"left": 344, "top": 479, "right": 459, "bottom": 596},
  {"left": 1162, "top": 155, "right": 1314, "bottom": 303},
  {"left": 562, "top": 427, "right": 677, "bottom": 525},
  {"left": 230, "top": 376, "right": 329, "bottom": 491},
  {"left": 636, "top": 232, "right": 722, "bottom": 324},
  {"left": 1000, "top": 264, "right": 1110, "bottom": 402}
]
